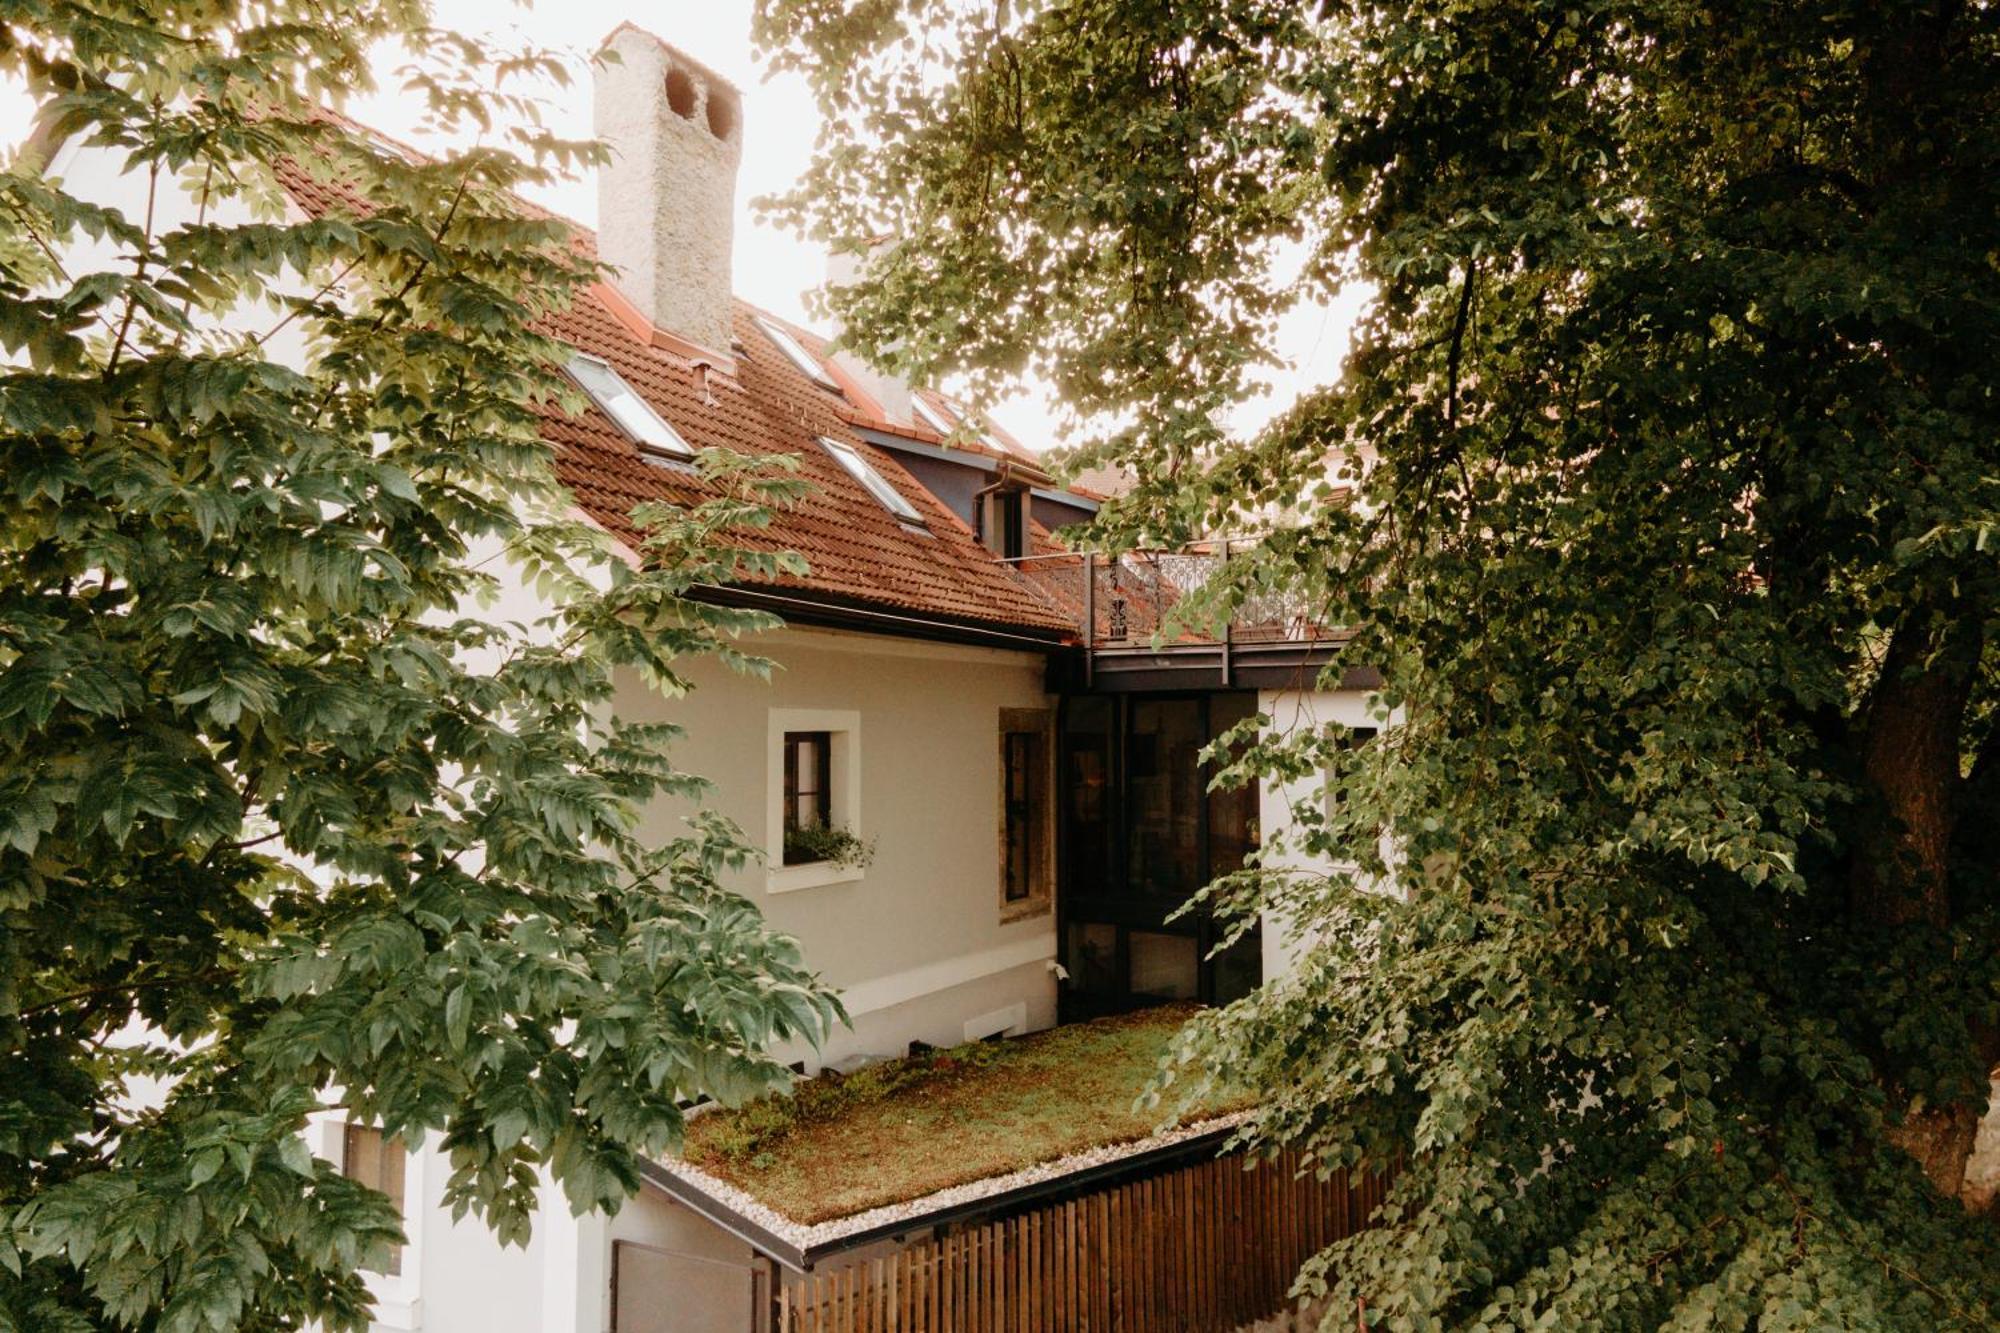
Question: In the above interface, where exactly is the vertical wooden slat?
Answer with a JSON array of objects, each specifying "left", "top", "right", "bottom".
[
  {"left": 1069, "top": 1196, "right": 1082, "bottom": 1333},
  {"left": 1126, "top": 1176, "right": 1142, "bottom": 1332},
  {"left": 1191, "top": 1160, "right": 1206, "bottom": 1329},
  {"left": 942, "top": 1232, "right": 956, "bottom": 1333},
  {"left": 1056, "top": 1192, "right": 1072, "bottom": 1328},
  {"left": 928, "top": 1236, "right": 941, "bottom": 1333},
  {"left": 1178, "top": 1161, "right": 1193, "bottom": 1329},
  {"left": 1143, "top": 1174, "right": 1159, "bottom": 1332},
  {"left": 963, "top": 1231, "right": 977, "bottom": 1333},
  {"left": 1142, "top": 1173, "right": 1158, "bottom": 1332},
  {"left": 1111, "top": 1181, "right": 1126, "bottom": 1331},
  {"left": 1051, "top": 1205, "right": 1062, "bottom": 1333},
  {"left": 1030, "top": 1211, "right": 1044, "bottom": 1333},
  {"left": 1094, "top": 1187, "right": 1111, "bottom": 1333}
]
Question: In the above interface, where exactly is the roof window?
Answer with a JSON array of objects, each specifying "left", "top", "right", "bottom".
[
  {"left": 756, "top": 316, "right": 842, "bottom": 392},
  {"left": 819, "top": 437, "right": 926, "bottom": 526},
  {"left": 912, "top": 395, "right": 958, "bottom": 437},
  {"left": 567, "top": 354, "right": 694, "bottom": 462}
]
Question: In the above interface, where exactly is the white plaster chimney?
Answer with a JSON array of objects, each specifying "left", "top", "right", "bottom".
[
  {"left": 825, "top": 244, "right": 914, "bottom": 426},
  {"left": 593, "top": 25, "right": 742, "bottom": 357}
]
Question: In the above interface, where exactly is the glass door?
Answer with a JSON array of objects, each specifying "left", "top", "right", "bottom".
[{"left": 1058, "top": 692, "right": 1262, "bottom": 1019}]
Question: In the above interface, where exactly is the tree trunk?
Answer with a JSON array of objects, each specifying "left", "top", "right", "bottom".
[
  {"left": 1848, "top": 615, "right": 1977, "bottom": 930},
  {"left": 1849, "top": 611, "right": 1985, "bottom": 1201}
]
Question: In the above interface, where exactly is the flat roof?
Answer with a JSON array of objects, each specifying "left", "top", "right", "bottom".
[{"left": 646, "top": 1008, "right": 1254, "bottom": 1269}]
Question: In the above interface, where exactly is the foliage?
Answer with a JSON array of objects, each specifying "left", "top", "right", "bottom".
[
  {"left": 759, "top": 0, "right": 2000, "bottom": 1326},
  {"left": 782, "top": 820, "right": 875, "bottom": 869},
  {"left": 0, "top": 4, "right": 838, "bottom": 1329}
]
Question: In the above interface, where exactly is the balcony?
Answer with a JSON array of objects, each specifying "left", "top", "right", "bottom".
[{"left": 1014, "top": 546, "right": 1360, "bottom": 693}]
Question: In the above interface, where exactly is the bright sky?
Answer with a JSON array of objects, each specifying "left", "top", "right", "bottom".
[{"left": 2, "top": 0, "right": 1365, "bottom": 453}]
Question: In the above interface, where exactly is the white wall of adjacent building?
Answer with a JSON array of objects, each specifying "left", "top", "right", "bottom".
[{"left": 1256, "top": 687, "right": 1389, "bottom": 980}]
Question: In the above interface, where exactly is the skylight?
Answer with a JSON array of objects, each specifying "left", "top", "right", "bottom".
[
  {"left": 819, "top": 437, "right": 926, "bottom": 526},
  {"left": 756, "top": 316, "right": 842, "bottom": 392},
  {"left": 912, "top": 395, "right": 957, "bottom": 437},
  {"left": 567, "top": 354, "right": 693, "bottom": 461}
]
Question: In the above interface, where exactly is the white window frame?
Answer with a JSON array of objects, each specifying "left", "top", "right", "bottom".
[
  {"left": 566, "top": 353, "right": 694, "bottom": 461},
  {"left": 817, "top": 436, "right": 926, "bottom": 527},
  {"left": 766, "top": 708, "right": 865, "bottom": 893},
  {"left": 755, "top": 315, "right": 842, "bottom": 391}
]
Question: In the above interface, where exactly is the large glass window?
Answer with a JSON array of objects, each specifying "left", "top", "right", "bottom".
[
  {"left": 1206, "top": 692, "right": 1261, "bottom": 881},
  {"left": 1125, "top": 698, "right": 1206, "bottom": 902},
  {"left": 1062, "top": 697, "right": 1115, "bottom": 895},
  {"left": 1058, "top": 693, "right": 1264, "bottom": 1018}
]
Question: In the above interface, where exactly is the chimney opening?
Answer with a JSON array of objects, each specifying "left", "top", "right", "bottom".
[
  {"left": 664, "top": 66, "right": 699, "bottom": 119},
  {"left": 706, "top": 87, "right": 739, "bottom": 141}
]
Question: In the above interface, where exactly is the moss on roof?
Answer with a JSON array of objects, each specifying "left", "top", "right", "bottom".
[{"left": 676, "top": 1006, "right": 1249, "bottom": 1225}]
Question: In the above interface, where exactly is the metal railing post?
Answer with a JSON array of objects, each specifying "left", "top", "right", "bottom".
[
  {"left": 1082, "top": 551, "right": 1096, "bottom": 689},
  {"left": 1220, "top": 538, "right": 1234, "bottom": 687}
]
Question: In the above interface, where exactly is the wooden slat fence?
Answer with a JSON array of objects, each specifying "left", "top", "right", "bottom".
[{"left": 776, "top": 1148, "right": 1385, "bottom": 1333}]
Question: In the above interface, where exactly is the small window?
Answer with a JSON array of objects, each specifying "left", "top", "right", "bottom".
[
  {"left": 982, "top": 488, "right": 1026, "bottom": 559},
  {"left": 999, "top": 709, "right": 1052, "bottom": 915},
  {"left": 912, "top": 395, "right": 957, "bottom": 436},
  {"left": 341, "top": 1124, "right": 406, "bottom": 1276},
  {"left": 567, "top": 354, "right": 693, "bottom": 461},
  {"left": 783, "top": 731, "right": 832, "bottom": 864},
  {"left": 1003, "top": 731, "right": 1043, "bottom": 901},
  {"left": 755, "top": 316, "right": 841, "bottom": 391},
  {"left": 819, "top": 437, "right": 926, "bottom": 526}
]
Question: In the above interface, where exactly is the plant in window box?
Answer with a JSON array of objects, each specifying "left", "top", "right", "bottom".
[{"left": 782, "top": 823, "right": 876, "bottom": 869}]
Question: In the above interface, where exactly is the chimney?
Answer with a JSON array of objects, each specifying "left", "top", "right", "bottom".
[
  {"left": 593, "top": 25, "right": 742, "bottom": 358},
  {"left": 825, "top": 244, "right": 914, "bottom": 426}
]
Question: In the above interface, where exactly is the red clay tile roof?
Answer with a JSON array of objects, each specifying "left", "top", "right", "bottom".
[
  {"left": 543, "top": 292, "right": 1073, "bottom": 634},
  {"left": 780, "top": 320, "right": 1047, "bottom": 474},
  {"left": 273, "top": 117, "right": 1077, "bottom": 639}
]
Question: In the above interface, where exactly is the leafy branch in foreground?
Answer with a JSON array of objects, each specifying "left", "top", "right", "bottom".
[
  {"left": 0, "top": 5, "right": 836, "bottom": 1329},
  {"left": 761, "top": 0, "right": 2000, "bottom": 1327}
]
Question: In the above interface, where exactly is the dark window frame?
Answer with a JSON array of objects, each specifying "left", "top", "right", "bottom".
[
  {"left": 1002, "top": 729, "right": 1040, "bottom": 902},
  {"left": 991, "top": 489, "right": 1027, "bottom": 560},
  {"left": 1055, "top": 692, "right": 1264, "bottom": 1020},
  {"left": 782, "top": 731, "right": 832, "bottom": 863}
]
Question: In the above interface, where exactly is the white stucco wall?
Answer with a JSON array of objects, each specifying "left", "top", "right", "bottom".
[
  {"left": 1256, "top": 687, "right": 1386, "bottom": 980},
  {"left": 615, "top": 623, "right": 1062, "bottom": 1070}
]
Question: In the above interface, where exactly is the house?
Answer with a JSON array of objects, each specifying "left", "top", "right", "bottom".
[{"left": 32, "top": 22, "right": 1379, "bottom": 1332}]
